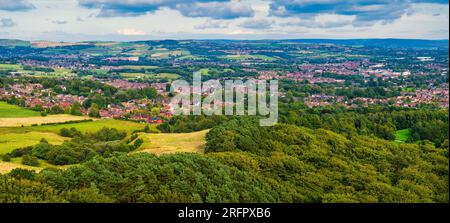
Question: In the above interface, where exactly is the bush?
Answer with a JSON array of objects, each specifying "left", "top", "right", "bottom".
[
  {"left": 2, "top": 154, "right": 11, "bottom": 162},
  {"left": 9, "top": 146, "right": 33, "bottom": 158},
  {"left": 133, "top": 138, "right": 144, "bottom": 149},
  {"left": 22, "top": 155, "right": 40, "bottom": 167},
  {"left": 9, "top": 168, "right": 37, "bottom": 180}
]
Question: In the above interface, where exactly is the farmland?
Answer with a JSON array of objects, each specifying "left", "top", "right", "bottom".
[
  {"left": 121, "top": 72, "right": 180, "bottom": 80},
  {"left": 0, "top": 102, "right": 41, "bottom": 118},
  {"left": 12, "top": 119, "right": 148, "bottom": 134},
  {"left": 219, "top": 54, "right": 278, "bottom": 61},
  {"left": 0, "top": 132, "right": 68, "bottom": 154},
  {"left": 0, "top": 63, "right": 22, "bottom": 70},
  {"left": 137, "top": 130, "right": 208, "bottom": 155},
  {"left": 0, "top": 160, "right": 41, "bottom": 174},
  {"left": 0, "top": 114, "right": 92, "bottom": 127}
]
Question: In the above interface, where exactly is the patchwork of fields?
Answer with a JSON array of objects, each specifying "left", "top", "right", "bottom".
[{"left": 0, "top": 101, "right": 208, "bottom": 174}]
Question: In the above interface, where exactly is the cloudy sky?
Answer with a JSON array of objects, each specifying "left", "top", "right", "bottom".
[{"left": 0, "top": 0, "right": 448, "bottom": 41}]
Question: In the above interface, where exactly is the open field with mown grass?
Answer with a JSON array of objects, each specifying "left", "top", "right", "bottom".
[
  {"left": 136, "top": 130, "right": 208, "bottom": 155},
  {"left": 0, "top": 119, "right": 149, "bottom": 156},
  {"left": 220, "top": 54, "right": 277, "bottom": 61},
  {"left": 0, "top": 114, "right": 93, "bottom": 127},
  {"left": 395, "top": 129, "right": 411, "bottom": 142},
  {"left": 0, "top": 102, "right": 41, "bottom": 118},
  {"left": 0, "top": 132, "right": 68, "bottom": 154},
  {"left": 0, "top": 63, "right": 22, "bottom": 70},
  {"left": 121, "top": 72, "right": 180, "bottom": 80},
  {"left": 10, "top": 119, "right": 148, "bottom": 134},
  {"left": 120, "top": 65, "right": 158, "bottom": 70}
]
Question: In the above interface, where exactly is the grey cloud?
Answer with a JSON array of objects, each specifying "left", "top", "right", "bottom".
[
  {"left": 52, "top": 20, "right": 68, "bottom": 25},
  {"left": 195, "top": 20, "right": 229, "bottom": 29},
  {"left": 281, "top": 20, "right": 352, "bottom": 29},
  {"left": 239, "top": 19, "right": 274, "bottom": 29},
  {"left": 0, "top": 18, "right": 16, "bottom": 28},
  {"left": 176, "top": 1, "right": 254, "bottom": 19},
  {"left": 0, "top": 0, "right": 35, "bottom": 11},
  {"left": 78, "top": 0, "right": 254, "bottom": 19},
  {"left": 269, "top": 0, "right": 448, "bottom": 27}
]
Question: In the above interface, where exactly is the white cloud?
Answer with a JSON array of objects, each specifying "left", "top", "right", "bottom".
[{"left": 117, "top": 28, "right": 147, "bottom": 35}]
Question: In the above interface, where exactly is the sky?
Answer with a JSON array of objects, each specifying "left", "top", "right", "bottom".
[{"left": 0, "top": 0, "right": 448, "bottom": 41}]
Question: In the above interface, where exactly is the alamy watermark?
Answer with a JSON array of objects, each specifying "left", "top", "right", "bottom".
[{"left": 170, "top": 71, "right": 278, "bottom": 126}]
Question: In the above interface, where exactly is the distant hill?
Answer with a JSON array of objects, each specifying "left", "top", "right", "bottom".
[
  {"left": 0, "top": 38, "right": 448, "bottom": 49},
  {"left": 0, "top": 39, "right": 31, "bottom": 47},
  {"left": 282, "top": 39, "right": 449, "bottom": 49}
]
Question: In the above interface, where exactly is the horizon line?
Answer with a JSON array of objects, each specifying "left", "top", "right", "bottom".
[{"left": 1, "top": 37, "right": 449, "bottom": 43}]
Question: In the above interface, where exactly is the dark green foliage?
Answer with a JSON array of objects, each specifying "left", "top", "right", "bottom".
[
  {"left": 70, "top": 102, "right": 83, "bottom": 116},
  {"left": 1, "top": 118, "right": 446, "bottom": 203},
  {"left": 133, "top": 138, "right": 144, "bottom": 149},
  {"left": 206, "top": 119, "right": 449, "bottom": 202},
  {"left": 9, "top": 169, "right": 36, "bottom": 180},
  {"left": 59, "top": 127, "right": 82, "bottom": 138},
  {"left": 2, "top": 154, "right": 11, "bottom": 162},
  {"left": 279, "top": 103, "right": 448, "bottom": 145},
  {"left": 158, "top": 115, "right": 229, "bottom": 133},
  {"left": 21, "top": 155, "right": 40, "bottom": 167},
  {"left": 38, "top": 153, "right": 290, "bottom": 203},
  {"left": 10, "top": 128, "right": 131, "bottom": 165}
]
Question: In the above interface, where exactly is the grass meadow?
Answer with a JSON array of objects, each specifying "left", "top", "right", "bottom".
[{"left": 136, "top": 130, "right": 208, "bottom": 155}]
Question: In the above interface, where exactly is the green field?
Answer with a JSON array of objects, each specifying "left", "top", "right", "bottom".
[
  {"left": 0, "top": 64, "right": 22, "bottom": 70},
  {"left": 220, "top": 54, "right": 277, "bottom": 61},
  {"left": 0, "top": 132, "right": 68, "bottom": 155},
  {"left": 120, "top": 65, "right": 158, "bottom": 70},
  {"left": 395, "top": 129, "right": 411, "bottom": 142},
  {"left": 0, "top": 118, "right": 149, "bottom": 173},
  {"left": 121, "top": 72, "right": 180, "bottom": 80},
  {"left": 175, "top": 55, "right": 206, "bottom": 60},
  {"left": 24, "top": 119, "right": 148, "bottom": 134},
  {"left": 0, "top": 102, "right": 41, "bottom": 118},
  {"left": 0, "top": 114, "right": 92, "bottom": 127},
  {"left": 136, "top": 130, "right": 208, "bottom": 155}
]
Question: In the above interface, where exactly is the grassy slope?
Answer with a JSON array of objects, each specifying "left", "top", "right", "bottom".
[
  {"left": 0, "top": 114, "right": 93, "bottom": 127},
  {"left": 15, "top": 119, "right": 147, "bottom": 134},
  {"left": 395, "top": 129, "right": 411, "bottom": 142},
  {"left": 137, "top": 130, "right": 208, "bottom": 155},
  {"left": 0, "top": 102, "right": 41, "bottom": 118},
  {"left": 0, "top": 119, "right": 146, "bottom": 173},
  {"left": 0, "top": 132, "right": 68, "bottom": 154},
  {"left": 0, "top": 64, "right": 22, "bottom": 70},
  {"left": 0, "top": 161, "right": 41, "bottom": 174},
  {"left": 121, "top": 72, "right": 180, "bottom": 80}
]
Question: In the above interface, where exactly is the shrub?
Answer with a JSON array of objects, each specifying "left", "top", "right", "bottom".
[
  {"left": 22, "top": 155, "right": 40, "bottom": 167},
  {"left": 9, "top": 168, "right": 37, "bottom": 180},
  {"left": 2, "top": 154, "right": 11, "bottom": 162},
  {"left": 133, "top": 138, "right": 144, "bottom": 149}
]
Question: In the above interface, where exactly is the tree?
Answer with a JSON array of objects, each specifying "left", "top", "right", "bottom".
[
  {"left": 89, "top": 103, "right": 101, "bottom": 118},
  {"left": 8, "top": 168, "right": 36, "bottom": 180},
  {"left": 70, "top": 102, "right": 83, "bottom": 116},
  {"left": 2, "top": 154, "right": 11, "bottom": 162},
  {"left": 22, "top": 155, "right": 40, "bottom": 167},
  {"left": 133, "top": 138, "right": 144, "bottom": 149}
]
